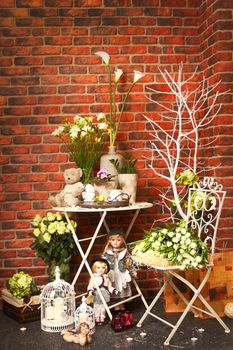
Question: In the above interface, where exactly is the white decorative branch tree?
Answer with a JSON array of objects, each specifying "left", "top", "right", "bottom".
[{"left": 144, "top": 65, "right": 224, "bottom": 224}]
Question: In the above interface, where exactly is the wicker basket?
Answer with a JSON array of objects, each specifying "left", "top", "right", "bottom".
[
  {"left": 2, "top": 289, "right": 40, "bottom": 323},
  {"left": 3, "top": 300, "right": 40, "bottom": 323}
]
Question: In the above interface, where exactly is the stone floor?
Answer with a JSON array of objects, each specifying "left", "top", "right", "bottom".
[{"left": 1, "top": 299, "right": 233, "bottom": 350}]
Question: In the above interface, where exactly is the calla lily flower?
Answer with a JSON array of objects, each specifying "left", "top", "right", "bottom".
[
  {"left": 133, "top": 70, "right": 145, "bottom": 83},
  {"left": 95, "top": 51, "right": 110, "bottom": 65},
  {"left": 114, "top": 69, "right": 123, "bottom": 82}
]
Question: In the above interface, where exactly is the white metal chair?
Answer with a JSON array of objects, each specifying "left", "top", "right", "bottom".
[{"left": 136, "top": 177, "right": 230, "bottom": 345}]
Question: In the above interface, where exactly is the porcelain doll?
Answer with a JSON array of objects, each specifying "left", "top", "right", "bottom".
[
  {"left": 86, "top": 258, "right": 117, "bottom": 325},
  {"left": 61, "top": 322, "right": 92, "bottom": 345},
  {"left": 102, "top": 228, "right": 136, "bottom": 311}
]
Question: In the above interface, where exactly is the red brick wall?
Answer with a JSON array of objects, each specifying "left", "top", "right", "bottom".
[{"left": 0, "top": 0, "right": 232, "bottom": 295}]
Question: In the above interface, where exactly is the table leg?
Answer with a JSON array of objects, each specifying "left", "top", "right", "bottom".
[{"left": 64, "top": 211, "right": 113, "bottom": 320}]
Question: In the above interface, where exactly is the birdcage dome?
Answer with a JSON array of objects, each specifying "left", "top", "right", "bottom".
[
  {"left": 74, "top": 296, "right": 95, "bottom": 334},
  {"left": 41, "top": 266, "right": 75, "bottom": 333}
]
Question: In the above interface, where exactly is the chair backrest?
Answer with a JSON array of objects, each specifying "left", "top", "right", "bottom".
[{"left": 186, "top": 177, "right": 226, "bottom": 264}]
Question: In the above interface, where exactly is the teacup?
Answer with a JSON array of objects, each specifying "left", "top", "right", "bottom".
[{"left": 108, "top": 189, "right": 123, "bottom": 201}]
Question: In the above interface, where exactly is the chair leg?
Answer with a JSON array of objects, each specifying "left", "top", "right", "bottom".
[{"left": 137, "top": 278, "right": 169, "bottom": 327}]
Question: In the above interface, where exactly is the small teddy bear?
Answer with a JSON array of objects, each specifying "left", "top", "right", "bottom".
[{"left": 49, "top": 167, "right": 84, "bottom": 207}]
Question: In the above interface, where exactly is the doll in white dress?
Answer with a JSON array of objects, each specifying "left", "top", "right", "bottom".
[
  {"left": 102, "top": 229, "right": 136, "bottom": 311},
  {"left": 86, "top": 258, "right": 117, "bottom": 325}
]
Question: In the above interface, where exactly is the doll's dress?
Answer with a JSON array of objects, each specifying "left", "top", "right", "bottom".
[
  {"left": 105, "top": 248, "right": 132, "bottom": 298},
  {"left": 87, "top": 273, "right": 114, "bottom": 304}
]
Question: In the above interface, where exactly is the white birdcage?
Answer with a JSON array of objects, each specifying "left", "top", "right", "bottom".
[
  {"left": 74, "top": 296, "right": 95, "bottom": 334},
  {"left": 41, "top": 266, "right": 75, "bottom": 333}
]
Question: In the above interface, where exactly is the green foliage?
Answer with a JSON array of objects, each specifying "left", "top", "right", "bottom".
[
  {"left": 110, "top": 153, "right": 137, "bottom": 174},
  {"left": 176, "top": 169, "right": 199, "bottom": 186}
]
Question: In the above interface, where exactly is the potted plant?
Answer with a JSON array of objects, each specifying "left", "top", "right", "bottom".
[
  {"left": 110, "top": 153, "right": 138, "bottom": 204},
  {"left": 30, "top": 212, "right": 77, "bottom": 281},
  {"left": 2, "top": 271, "right": 40, "bottom": 322}
]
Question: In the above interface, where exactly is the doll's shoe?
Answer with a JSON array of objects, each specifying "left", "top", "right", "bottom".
[{"left": 96, "top": 317, "right": 106, "bottom": 326}]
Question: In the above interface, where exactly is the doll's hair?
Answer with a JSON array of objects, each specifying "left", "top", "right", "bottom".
[
  {"left": 91, "top": 260, "right": 109, "bottom": 273},
  {"left": 102, "top": 233, "right": 127, "bottom": 255}
]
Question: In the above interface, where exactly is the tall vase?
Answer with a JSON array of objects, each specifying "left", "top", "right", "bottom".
[
  {"left": 48, "top": 260, "right": 70, "bottom": 282},
  {"left": 100, "top": 145, "right": 123, "bottom": 186},
  {"left": 118, "top": 174, "right": 138, "bottom": 205}
]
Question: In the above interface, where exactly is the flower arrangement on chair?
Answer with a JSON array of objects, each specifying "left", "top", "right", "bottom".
[
  {"left": 30, "top": 212, "right": 77, "bottom": 281},
  {"left": 52, "top": 114, "right": 108, "bottom": 183}
]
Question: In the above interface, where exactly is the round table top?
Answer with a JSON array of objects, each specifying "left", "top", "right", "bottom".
[{"left": 53, "top": 202, "right": 153, "bottom": 213}]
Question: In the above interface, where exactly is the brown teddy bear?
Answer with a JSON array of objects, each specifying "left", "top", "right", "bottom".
[{"left": 49, "top": 168, "right": 84, "bottom": 207}]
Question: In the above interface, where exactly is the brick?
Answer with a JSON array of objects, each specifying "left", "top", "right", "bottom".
[
  {"left": 38, "top": 96, "right": 65, "bottom": 105},
  {"left": 33, "top": 106, "right": 61, "bottom": 115},
  {"left": 3, "top": 47, "right": 31, "bottom": 56},
  {"left": 8, "top": 96, "right": 37, "bottom": 106},
  {"left": 44, "top": 56, "right": 73, "bottom": 65},
  {"left": 0, "top": 67, "right": 29, "bottom": 76},
  {"left": 28, "top": 86, "right": 56, "bottom": 95},
  {"left": 16, "top": 0, "right": 43, "bottom": 6},
  {"left": 2, "top": 165, "right": 31, "bottom": 174},
  {"left": 32, "top": 46, "right": 61, "bottom": 55},
  {"left": 30, "top": 66, "right": 57, "bottom": 75},
  {"left": 30, "top": 8, "right": 57, "bottom": 17},
  {"left": 15, "top": 17, "right": 43, "bottom": 27},
  {"left": 0, "top": 0, "right": 15, "bottom": 7},
  {"left": 14, "top": 57, "right": 43, "bottom": 65},
  {"left": 2, "top": 146, "right": 30, "bottom": 155},
  {"left": 45, "top": 0, "right": 73, "bottom": 6},
  {"left": 5, "top": 259, "right": 33, "bottom": 267},
  {"left": 4, "top": 107, "right": 32, "bottom": 116}
]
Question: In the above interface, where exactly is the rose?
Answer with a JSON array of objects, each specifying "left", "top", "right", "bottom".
[{"left": 30, "top": 212, "right": 77, "bottom": 266}]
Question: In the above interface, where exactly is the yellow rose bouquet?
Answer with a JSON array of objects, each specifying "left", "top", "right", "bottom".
[{"left": 30, "top": 212, "right": 77, "bottom": 280}]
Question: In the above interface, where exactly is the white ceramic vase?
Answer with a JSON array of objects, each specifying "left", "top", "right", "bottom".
[
  {"left": 118, "top": 173, "right": 138, "bottom": 205},
  {"left": 100, "top": 145, "right": 123, "bottom": 186}
]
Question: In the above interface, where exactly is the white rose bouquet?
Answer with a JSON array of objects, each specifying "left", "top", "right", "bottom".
[{"left": 130, "top": 220, "right": 209, "bottom": 269}]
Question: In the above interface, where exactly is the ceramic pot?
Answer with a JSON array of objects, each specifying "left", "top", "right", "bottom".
[
  {"left": 100, "top": 145, "right": 123, "bottom": 186},
  {"left": 118, "top": 174, "right": 138, "bottom": 204}
]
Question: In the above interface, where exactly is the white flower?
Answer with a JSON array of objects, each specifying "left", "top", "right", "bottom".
[
  {"left": 181, "top": 228, "right": 187, "bottom": 235},
  {"left": 52, "top": 126, "right": 65, "bottom": 136},
  {"left": 95, "top": 51, "right": 110, "bottom": 65},
  {"left": 161, "top": 228, "right": 168, "bottom": 234},
  {"left": 190, "top": 249, "right": 196, "bottom": 256},
  {"left": 195, "top": 256, "right": 202, "bottom": 263},
  {"left": 97, "top": 113, "right": 105, "bottom": 121},
  {"left": 114, "top": 68, "right": 123, "bottom": 82},
  {"left": 167, "top": 241, "right": 173, "bottom": 247},
  {"left": 190, "top": 242, "right": 197, "bottom": 249},
  {"left": 168, "top": 231, "right": 175, "bottom": 237},
  {"left": 133, "top": 70, "right": 145, "bottom": 83},
  {"left": 98, "top": 122, "right": 108, "bottom": 130},
  {"left": 175, "top": 233, "right": 181, "bottom": 240},
  {"left": 70, "top": 125, "right": 80, "bottom": 138},
  {"left": 172, "top": 236, "right": 179, "bottom": 243}
]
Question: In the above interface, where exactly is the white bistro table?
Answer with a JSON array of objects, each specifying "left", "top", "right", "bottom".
[{"left": 54, "top": 202, "right": 153, "bottom": 320}]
